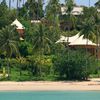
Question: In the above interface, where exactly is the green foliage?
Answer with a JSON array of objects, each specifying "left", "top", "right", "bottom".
[
  {"left": 95, "top": 0, "right": 100, "bottom": 8},
  {"left": 18, "top": 41, "right": 33, "bottom": 57},
  {"left": 53, "top": 50, "right": 97, "bottom": 80},
  {"left": 83, "top": 7, "right": 97, "bottom": 19},
  {"left": 27, "top": 55, "right": 54, "bottom": 76},
  {"left": 32, "top": 24, "right": 52, "bottom": 55},
  {"left": 45, "top": 0, "right": 60, "bottom": 26},
  {"left": 26, "top": 0, "right": 44, "bottom": 19},
  {"left": 0, "top": 26, "right": 19, "bottom": 57},
  {"left": 65, "top": 0, "right": 74, "bottom": 14},
  {"left": 0, "top": 0, "right": 99, "bottom": 81}
]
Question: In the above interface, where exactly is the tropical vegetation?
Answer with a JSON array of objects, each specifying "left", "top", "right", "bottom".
[{"left": 0, "top": 0, "right": 99, "bottom": 81}]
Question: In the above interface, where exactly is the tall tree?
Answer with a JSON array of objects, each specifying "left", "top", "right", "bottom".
[
  {"left": 79, "top": 17, "right": 95, "bottom": 76},
  {"left": 65, "top": 0, "right": 76, "bottom": 32},
  {"left": 80, "top": 18, "right": 95, "bottom": 42},
  {"left": 26, "top": 0, "right": 44, "bottom": 19},
  {"left": 32, "top": 24, "right": 52, "bottom": 55},
  {"left": 94, "top": 12, "right": 100, "bottom": 73},
  {"left": 64, "top": 0, "right": 76, "bottom": 46},
  {"left": 12, "top": 0, "right": 22, "bottom": 17},
  {"left": 9, "top": 0, "right": 11, "bottom": 10},
  {"left": 32, "top": 24, "right": 52, "bottom": 75},
  {"left": 89, "top": 0, "right": 90, "bottom": 7},
  {"left": 45, "top": 0, "right": 60, "bottom": 26},
  {"left": 95, "top": 0, "right": 100, "bottom": 8},
  {"left": 0, "top": 26, "right": 19, "bottom": 78},
  {"left": 0, "top": 0, "right": 10, "bottom": 29}
]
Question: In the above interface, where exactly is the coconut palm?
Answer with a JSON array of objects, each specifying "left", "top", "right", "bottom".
[
  {"left": 89, "top": 0, "right": 90, "bottom": 7},
  {"left": 65, "top": 0, "right": 76, "bottom": 36},
  {"left": 32, "top": 24, "right": 52, "bottom": 75},
  {"left": 80, "top": 18, "right": 95, "bottom": 43},
  {"left": 64, "top": 0, "right": 76, "bottom": 52},
  {"left": 45, "top": 0, "right": 60, "bottom": 26},
  {"left": 12, "top": 0, "right": 22, "bottom": 16},
  {"left": 9, "top": 0, "right": 11, "bottom": 10},
  {"left": 94, "top": 12, "right": 100, "bottom": 74},
  {"left": 26, "top": 0, "right": 44, "bottom": 20},
  {"left": 79, "top": 18, "right": 95, "bottom": 78},
  {"left": 0, "top": 26, "right": 19, "bottom": 78},
  {"left": 95, "top": 0, "right": 100, "bottom": 9},
  {"left": 32, "top": 24, "right": 52, "bottom": 55}
]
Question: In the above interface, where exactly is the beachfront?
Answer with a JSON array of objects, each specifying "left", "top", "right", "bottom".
[{"left": 0, "top": 79, "right": 100, "bottom": 91}]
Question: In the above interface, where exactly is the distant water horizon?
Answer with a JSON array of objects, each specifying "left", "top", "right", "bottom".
[{"left": 0, "top": 91, "right": 100, "bottom": 100}]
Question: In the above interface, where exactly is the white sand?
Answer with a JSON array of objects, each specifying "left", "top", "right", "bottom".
[{"left": 0, "top": 78, "right": 100, "bottom": 91}]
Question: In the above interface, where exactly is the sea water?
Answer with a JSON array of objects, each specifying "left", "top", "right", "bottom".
[{"left": 0, "top": 91, "right": 100, "bottom": 100}]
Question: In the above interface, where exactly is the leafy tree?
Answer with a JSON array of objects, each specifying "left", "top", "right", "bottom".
[
  {"left": 0, "top": 26, "right": 19, "bottom": 78},
  {"left": 53, "top": 50, "right": 97, "bottom": 80},
  {"left": 79, "top": 17, "right": 95, "bottom": 74},
  {"left": 0, "top": 0, "right": 10, "bottom": 29}
]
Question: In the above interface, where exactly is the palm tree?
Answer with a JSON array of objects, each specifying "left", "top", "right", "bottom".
[
  {"left": 45, "top": 0, "right": 60, "bottom": 26},
  {"left": 64, "top": 0, "right": 76, "bottom": 58},
  {"left": 23, "top": 0, "right": 25, "bottom": 5},
  {"left": 32, "top": 24, "right": 52, "bottom": 75},
  {"left": 95, "top": 0, "right": 100, "bottom": 8},
  {"left": 9, "top": 0, "right": 11, "bottom": 10},
  {"left": 27, "top": 0, "right": 44, "bottom": 20},
  {"left": 79, "top": 18, "right": 95, "bottom": 79},
  {"left": 89, "top": 0, "right": 90, "bottom": 7},
  {"left": 12, "top": 0, "right": 22, "bottom": 17},
  {"left": 80, "top": 18, "right": 95, "bottom": 44},
  {"left": 94, "top": 12, "right": 100, "bottom": 75},
  {"left": 0, "top": 26, "right": 19, "bottom": 78},
  {"left": 65, "top": 0, "right": 76, "bottom": 38},
  {"left": 32, "top": 24, "right": 52, "bottom": 55}
]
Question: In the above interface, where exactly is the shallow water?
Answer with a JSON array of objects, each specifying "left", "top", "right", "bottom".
[{"left": 0, "top": 91, "right": 100, "bottom": 100}]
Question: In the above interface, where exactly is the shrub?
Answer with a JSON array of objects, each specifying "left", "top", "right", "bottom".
[{"left": 53, "top": 49, "right": 97, "bottom": 80}]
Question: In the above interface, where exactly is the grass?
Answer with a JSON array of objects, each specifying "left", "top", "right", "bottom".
[
  {"left": 0, "top": 67, "right": 100, "bottom": 81},
  {"left": 0, "top": 67, "right": 56, "bottom": 81}
]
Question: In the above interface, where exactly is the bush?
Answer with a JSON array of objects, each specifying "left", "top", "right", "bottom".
[
  {"left": 53, "top": 49, "right": 97, "bottom": 80},
  {"left": 27, "top": 55, "right": 54, "bottom": 77}
]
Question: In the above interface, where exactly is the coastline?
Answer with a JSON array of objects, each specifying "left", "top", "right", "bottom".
[{"left": 0, "top": 79, "right": 100, "bottom": 91}]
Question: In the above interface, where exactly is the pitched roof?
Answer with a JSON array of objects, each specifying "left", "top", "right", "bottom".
[
  {"left": 69, "top": 35, "right": 96, "bottom": 46},
  {"left": 11, "top": 19, "right": 25, "bottom": 29},
  {"left": 56, "top": 33, "right": 96, "bottom": 46},
  {"left": 61, "top": 6, "right": 83, "bottom": 15},
  {"left": 56, "top": 33, "right": 80, "bottom": 43}
]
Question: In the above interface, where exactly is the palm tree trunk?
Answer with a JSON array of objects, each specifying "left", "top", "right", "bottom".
[
  {"left": 16, "top": 0, "right": 19, "bottom": 17},
  {"left": 96, "top": 26, "right": 99, "bottom": 77},
  {"left": 23, "top": 0, "right": 24, "bottom": 5},
  {"left": 19, "top": 57, "right": 22, "bottom": 76},
  {"left": 66, "top": 26, "right": 70, "bottom": 79},
  {"left": 9, "top": 0, "right": 11, "bottom": 10},
  {"left": 85, "top": 38, "right": 88, "bottom": 80},
  {"left": 89, "top": 0, "right": 90, "bottom": 7},
  {"left": 7, "top": 57, "right": 10, "bottom": 79}
]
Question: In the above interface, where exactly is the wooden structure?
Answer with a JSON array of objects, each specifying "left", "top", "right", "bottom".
[
  {"left": 56, "top": 33, "right": 99, "bottom": 58},
  {"left": 11, "top": 19, "right": 25, "bottom": 39}
]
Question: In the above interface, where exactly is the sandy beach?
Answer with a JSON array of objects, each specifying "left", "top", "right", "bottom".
[{"left": 0, "top": 78, "right": 100, "bottom": 91}]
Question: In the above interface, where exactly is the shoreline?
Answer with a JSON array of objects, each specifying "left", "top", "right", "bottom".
[{"left": 0, "top": 79, "right": 100, "bottom": 91}]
